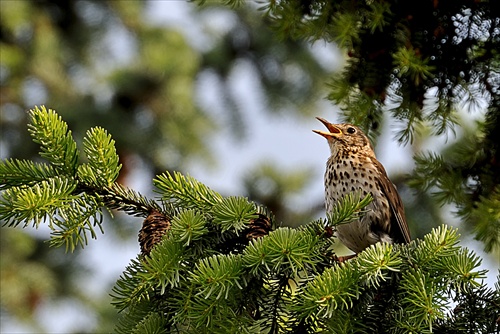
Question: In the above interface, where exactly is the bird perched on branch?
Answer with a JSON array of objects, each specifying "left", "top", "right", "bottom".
[{"left": 313, "top": 117, "right": 411, "bottom": 255}]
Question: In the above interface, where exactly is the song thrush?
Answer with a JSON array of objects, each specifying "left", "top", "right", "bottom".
[{"left": 313, "top": 117, "right": 411, "bottom": 254}]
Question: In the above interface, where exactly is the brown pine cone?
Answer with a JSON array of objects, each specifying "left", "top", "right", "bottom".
[
  {"left": 243, "top": 213, "right": 272, "bottom": 240},
  {"left": 138, "top": 210, "right": 170, "bottom": 256}
]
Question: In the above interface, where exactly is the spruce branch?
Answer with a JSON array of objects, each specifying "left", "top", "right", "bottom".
[
  {"left": 0, "top": 159, "right": 59, "bottom": 189},
  {"left": 95, "top": 183, "right": 164, "bottom": 218},
  {"left": 413, "top": 225, "right": 461, "bottom": 266},
  {"left": 115, "top": 301, "right": 158, "bottom": 334},
  {"left": 300, "top": 265, "right": 360, "bottom": 319},
  {"left": 440, "top": 247, "right": 487, "bottom": 290},
  {"left": 434, "top": 283, "right": 500, "bottom": 333},
  {"left": 190, "top": 253, "right": 244, "bottom": 300},
  {"left": 154, "top": 171, "right": 223, "bottom": 211},
  {"left": 139, "top": 237, "right": 184, "bottom": 294},
  {"left": 111, "top": 258, "right": 154, "bottom": 311},
  {"left": 330, "top": 11, "right": 360, "bottom": 49},
  {"left": 211, "top": 196, "right": 258, "bottom": 233},
  {"left": 391, "top": 99, "right": 422, "bottom": 145},
  {"left": 242, "top": 228, "right": 320, "bottom": 277},
  {"left": 326, "top": 191, "right": 373, "bottom": 227},
  {"left": 49, "top": 194, "right": 105, "bottom": 252},
  {"left": 130, "top": 312, "right": 168, "bottom": 334},
  {"left": 470, "top": 192, "right": 500, "bottom": 252},
  {"left": 366, "top": 1, "right": 392, "bottom": 33},
  {"left": 170, "top": 209, "right": 208, "bottom": 247},
  {"left": 77, "top": 126, "right": 122, "bottom": 188},
  {"left": 393, "top": 47, "right": 435, "bottom": 86},
  {"left": 255, "top": 275, "right": 296, "bottom": 334},
  {"left": 426, "top": 94, "right": 459, "bottom": 137},
  {"left": 27, "top": 106, "right": 79, "bottom": 175},
  {"left": 1, "top": 106, "right": 166, "bottom": 251},
  {"left": 0, "top": 176, "right": 78, "bottom": 228},
  {"left": 355, "top": 242, "right": 402, "bottom": 288},
  {"left": 400, "top": 267, "right": 447, "bottom": 331},
  {"left": 409, "top": 152, "right": 447, "bottom": 192}
]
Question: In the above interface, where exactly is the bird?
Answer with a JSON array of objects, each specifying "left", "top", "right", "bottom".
[{"left": 313, "top": 117, "right": 411, "bottom": 255}]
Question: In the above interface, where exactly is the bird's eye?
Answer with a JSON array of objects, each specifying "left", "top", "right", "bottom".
[{"left": 347, "top": 127, "right": 356, "bottom": 134}]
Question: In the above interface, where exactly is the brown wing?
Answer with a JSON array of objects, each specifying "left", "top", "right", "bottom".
[{"left": 372, "top": 159, "right": 411, "bottom": 244}]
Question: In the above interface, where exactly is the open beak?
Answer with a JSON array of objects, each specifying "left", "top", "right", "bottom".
[{"left": 313, "top": 117, "right": 342, "bottom": 139}]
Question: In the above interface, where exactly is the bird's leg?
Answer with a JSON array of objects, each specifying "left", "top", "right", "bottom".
[{"left": 335, "top": 254, "right": 357, "bottom": 262}]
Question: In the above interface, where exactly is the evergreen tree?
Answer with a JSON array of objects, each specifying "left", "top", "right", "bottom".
[{"left": 1, "top": 106, "right": 498, "bottom": 333}]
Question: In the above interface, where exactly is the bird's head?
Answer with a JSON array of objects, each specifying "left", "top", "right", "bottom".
[{"left": 313, "top": 117, "right": 374, "bottom": 157}]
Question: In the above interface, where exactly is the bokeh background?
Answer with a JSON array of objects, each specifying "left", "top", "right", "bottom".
[{"left": 1, "top": 1, "right": 498, "bottom": 332}]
